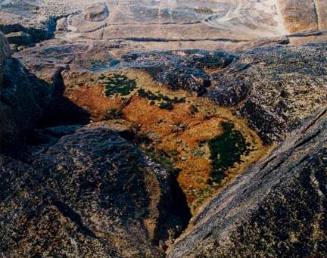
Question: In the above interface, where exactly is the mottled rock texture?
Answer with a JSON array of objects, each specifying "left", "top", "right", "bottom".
[
  {"left": 168, "top": 107, "right": 327, "bottom": 258},
  {"left": 277, "top": 0, "right": 327, "bottom": 33},
  {"left": 119, "top": 44, "right": 327, "bottom": 143},
  {"left": 0, "top": 126, "right": 190, "bottom": 257},
  {"left": 209, "top": 43, "right": 327, "bottom": 143}
]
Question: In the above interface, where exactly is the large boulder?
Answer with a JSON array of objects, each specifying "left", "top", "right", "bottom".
[
  {"left": 168, "top": 107, "right": 327, "bottom": 257},
  {"left": 0, "top": 126, "right": 190, "bottom": 257}
]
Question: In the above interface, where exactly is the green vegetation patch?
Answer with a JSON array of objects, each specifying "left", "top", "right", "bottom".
[
  {"left": 137, "top": 88, "right": 185, "bottom": 110},
  {"left": 101, "top": 74, "right": 137, "bottom": 97},
  {"left": 208, "top": 122, "right": 250, "bottom": 183}
]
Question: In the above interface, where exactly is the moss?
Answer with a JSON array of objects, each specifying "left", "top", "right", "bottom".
[
  {"left": 159, "top": 101, "right": 174, "bottom": 110},
  {"left": 208, "top": 122, "right": 250, "bottom": 183},
  {"left": 137, "top": 89, "right": 185, "bottom": 110},
  {"left": 102, "top": 74, "right": 136, "bottom": 97}
]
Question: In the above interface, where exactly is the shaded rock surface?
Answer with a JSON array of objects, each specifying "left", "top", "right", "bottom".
[
  {"left": 168, "top": 107, "right": 327, "bottom": 258},
  {"left": 0, "top": 55, "right": 52, "bottom": 145},
  {"left": 0, "top": 126, "right": 190, "bottom": 257}
]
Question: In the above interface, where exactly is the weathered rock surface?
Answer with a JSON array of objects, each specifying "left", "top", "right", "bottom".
[
  {"left": 84, "top": 2, "right": 109, "bottom": 22},
  {"left": 209, "top": 43, "right": 327, "bottom": 143},
  {"left": 15, "top": 42, "right": 327, "bottom": 145},
  {"left": 277, "top": 0, "right": 327, "bottom": 34},
  {"left": 0, "top": 126, "right": 190, "bottom": 257},
  {"left": 0, "top": 1, "right": 327, "bottom": 257},
  {"left": 117, "top": 44, "right": 327, "bottom": 143},
  {"left": 1, "top": 0, "right": 326, "bottom": 53},
  {"left": 168, "top": 107, "right": 327, "bottom": 258}
]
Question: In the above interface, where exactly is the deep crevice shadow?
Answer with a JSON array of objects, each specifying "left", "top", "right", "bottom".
[{"left": 39, "top": 68, "right": 91, "bottom": 128}]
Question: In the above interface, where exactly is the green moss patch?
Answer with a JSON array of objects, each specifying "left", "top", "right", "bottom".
[
  {"left": 101, "top": 74, "right": 137, "bottom": 97},
  {"left": 208, "top": 122, "right": 250, "bottom": 183},
  {"left": 137, "top": 88, "right": 185, "bottom": 110}
]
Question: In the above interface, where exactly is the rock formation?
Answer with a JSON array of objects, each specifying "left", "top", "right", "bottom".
[
  {"left": 0, "top": 55, "right": 51, "bottom": 145},
  {"left": 168, "top": 107, "right": 327, "bottom": 257},
  {"left": 0, "top": 0, "right": 326, "bottom": 257},
  {"left": 0, "top": 126, "right": 190, "bottom": 257},
  {"left": 277, "top": 0, "right": 327, "bottom": 34}
]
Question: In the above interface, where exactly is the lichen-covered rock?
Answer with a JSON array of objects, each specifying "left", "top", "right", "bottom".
[
  {"left": 120, "top": 44, "right": 327, "bottom": 144},
  {"left": 0, "top": 126, "right": 190, "bottom": 257},
  {"left": 168, "top": 107, "right": 327, "bottom": 258},
  {"left": 209, "top": 43, "right": 327, "bottom": 143},
  {"left": 121, "top": 50, "right": 236, "bottom": 95}
]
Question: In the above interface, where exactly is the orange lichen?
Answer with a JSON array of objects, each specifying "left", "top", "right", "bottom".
[
  {"left": 66, "top": 85, "right": 123, "bottom": 121},
  {"left": 64, "top": 69, "right": 270, "bottom": 214}
]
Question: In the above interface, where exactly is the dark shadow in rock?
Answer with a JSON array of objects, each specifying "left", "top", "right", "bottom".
[
  {"left": 39, "top": 68, "right": 91, "bottom": 127},
  {"left": 40, "top": 96, "right": 90, "bottom": 127},
  {"left": 0, "top": 17, "right": 57, "bottom": 47},
  {"left": 154, "top": 173, "right": 192, "bottom": 246}
]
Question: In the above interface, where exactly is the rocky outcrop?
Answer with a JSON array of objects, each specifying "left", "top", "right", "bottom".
[
  {"left": 210, "top": 43, "right": 327, "bottom": 143},
  {"left": 168, "top": 107, "right": 327, "bottom": 258},
  {"left": 0, "top": 126, "right": 190, "bottom": 257},
  {"left": 0, "top": 50, "right": 52, "bottom": 145},
  {"left": 119, "top": 44, "right": 327, "bottom": 143},
  {"left": 15, "top": 43, "right": 327, "bottom": 144}
]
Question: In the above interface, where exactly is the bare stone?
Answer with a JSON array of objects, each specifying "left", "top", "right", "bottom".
[{"left": 84, "top": 2, "right": 109, "bottom": 22}]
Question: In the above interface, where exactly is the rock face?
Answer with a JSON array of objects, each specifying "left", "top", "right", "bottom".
[
  {"left": 168, "top": 107, "right": 327, "bottom": 258},
  {"left": 0, "top": 126, "right": 190, "bottom": 257},
  {"left": 0, "top": 57, "right": 52, "bottom": 145},
  {"left": 0, "top": 32, "right": 10, "bottom": 85},
  {"left": 277, "top": 0, "right": 327, "bottom": 34}
]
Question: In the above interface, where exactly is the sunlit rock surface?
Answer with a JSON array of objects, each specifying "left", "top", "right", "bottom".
[{"left": 0, "top": 0, "right": 326, "bottom": 51}]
